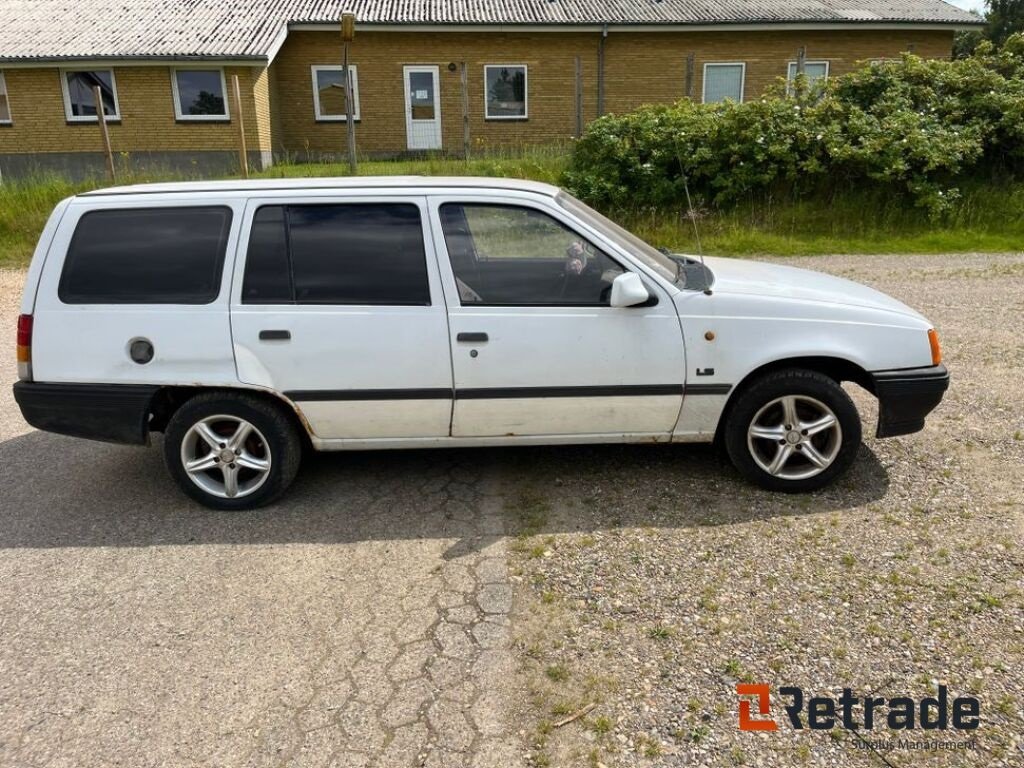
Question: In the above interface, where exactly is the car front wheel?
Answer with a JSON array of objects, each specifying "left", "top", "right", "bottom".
[
  {"left": 163, "top": 393, "right": 302, "bottom": 510},
  {"left": 724, "top": 369, "right": 862, "bottom": 492}
]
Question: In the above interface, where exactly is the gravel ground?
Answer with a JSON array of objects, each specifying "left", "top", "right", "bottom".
[
  {"left": 507, "top": 253, "right": 1024, "bottom": 767},
  {"left": 0, "top": 253, "right": 1021, "bottom": 768}
]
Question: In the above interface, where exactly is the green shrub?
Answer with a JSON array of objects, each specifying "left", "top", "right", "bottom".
[{"left": 563, "top": 34, "right": 1024, "bottom": 217}]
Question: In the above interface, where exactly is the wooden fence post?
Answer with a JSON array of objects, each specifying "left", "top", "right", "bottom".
[
  {"left": 574, "top": 56, "right": 583, "bottom": 138},
  {"left": 231, "top": 75, "right": 249, "bottom": 178},
  {"left": 93, "top": 85, "right": 115, "bottom": 182},
  {"left": 461, "top": 61, "right": 470, "bottom": 159}
]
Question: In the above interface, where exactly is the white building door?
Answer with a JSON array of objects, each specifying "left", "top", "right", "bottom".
[{"left": 404, "top": 66, "right": 442, "bottom": 150}]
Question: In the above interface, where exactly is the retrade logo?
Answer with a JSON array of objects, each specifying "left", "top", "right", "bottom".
[{"left": 736, "top": 683, "right": 980, "bottom": 732}]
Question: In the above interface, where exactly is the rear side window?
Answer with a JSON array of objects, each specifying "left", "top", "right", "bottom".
[
  {"left": 242, "top": 203, "right": 430, "bottom": 305},
  {"left": 59, "top": 206, "right": 232, "bottom": 304}
]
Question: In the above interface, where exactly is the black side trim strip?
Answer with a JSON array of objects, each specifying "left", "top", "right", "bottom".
[
  {"left": 285, "top": 388, "right": 453, "bottom": 401},
  {"left": 283, "top": 384, "right": 736, "bottom": 402},
  {"left": 684, "top": 383, "right": 733, "bottom": 395},
  {"left": 456, "top": 385, "right": 684, "bottom": 399}
]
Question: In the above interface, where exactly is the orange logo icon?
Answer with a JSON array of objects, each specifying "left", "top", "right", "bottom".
[{"left": 737, "top": 683, "right": 778, "bottom": 731}]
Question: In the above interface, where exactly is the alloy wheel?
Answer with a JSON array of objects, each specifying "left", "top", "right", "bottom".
[
  {"left": 746, "top": 395, "right": 843, "bottom": 481},
  {"left": 180, "top": 415, "right": 272, "bottom": 499}
]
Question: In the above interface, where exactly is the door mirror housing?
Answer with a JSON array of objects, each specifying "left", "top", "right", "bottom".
[{"left": 610, "top": 272, "right": 650, "bottom": 308}]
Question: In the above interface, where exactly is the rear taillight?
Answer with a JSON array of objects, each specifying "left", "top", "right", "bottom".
[{"left": 16, "top": 313, "right": 32, "bottom": 380}]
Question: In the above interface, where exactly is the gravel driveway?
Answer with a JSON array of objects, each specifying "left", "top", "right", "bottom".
[{"left": 1, "top": 253, "right": 1021, "bottom": 768}]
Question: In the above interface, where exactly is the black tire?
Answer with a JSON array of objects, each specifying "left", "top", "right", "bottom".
[
  {"left": 723, "top": 369, "right": 862, "bottom": 493},
  {"left": 163, "top": 392, "right": 302, "bottom": 510}
]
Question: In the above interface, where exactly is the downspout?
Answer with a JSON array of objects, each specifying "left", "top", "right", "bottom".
[{"left": 597, "top": 24, "right": 608, "bottom": 116}]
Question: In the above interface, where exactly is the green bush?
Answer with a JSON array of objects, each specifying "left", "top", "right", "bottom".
[{"left": 563, "top": 34, "right": 1024, "bottom": 217}]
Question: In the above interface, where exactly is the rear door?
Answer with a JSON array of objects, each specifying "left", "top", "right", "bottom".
[
  {"left": 230, "top": 196, "right": 453, "bottom": 440},
  {"left": 428, "top": 196, "right": 686, "bottom": 438}
]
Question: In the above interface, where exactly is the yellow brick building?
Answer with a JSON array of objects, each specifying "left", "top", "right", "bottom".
[{"left": 0, "top": 0, "right": 981, "bottom": 179}]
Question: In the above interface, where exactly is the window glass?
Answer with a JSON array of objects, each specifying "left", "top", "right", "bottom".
[
  {"left": 408, "top": 71, "right": 435, "bottom": 120},
  {"left": 485, "top": 65, "right": 527, "bottom": 119},
  {"left": 787, "top": 61, "right": 829, "bottom": 86},
  {"left": 312, "top": 66, "right": 360, "bottom": 120},
  {"left": 242, "top": 206, "right": 292, "bottom": 303},
  {"left": 64, "top": 70, "right": 118, "bottom": 119},
  {"left": 0, "top": 72, "right": 10, "bottom": 123},
  {"left": 242, "top": 204, "right": 429, "bottom": 305},
  {"left": 703, "top": 63, "right": 744, "bottom": 104},
  {"left": 59, "top": 207, "right": 232, "bottom": 304},
  {"left": 174, "top": 69, "right": 227, "bottom": 118},
  {"left": 439, "top": 204, "right": 624, "bottom": 306}
]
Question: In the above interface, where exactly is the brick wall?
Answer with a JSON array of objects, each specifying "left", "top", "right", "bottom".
[
  {"left": 0, "top": 65, "right": 271, "bottom": 158},
  {"left": 271, "top": 28, "right": 953, "bottom": 156},
  {"left": 603, "top": 29, "right": 954, "bottom": 114},
  {"left": 0, "top": 27, "right": 954, "bottom": 165},
  {"left": 272, "top": 31, "right": 601, "bottom": 157}
]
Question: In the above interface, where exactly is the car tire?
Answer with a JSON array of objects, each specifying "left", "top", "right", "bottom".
[
  {"left": 724, "top": 369, "right": 862, "bottom": 493},
  {"left": 163, "top": 392, "right": 302, "bottom": 510}
]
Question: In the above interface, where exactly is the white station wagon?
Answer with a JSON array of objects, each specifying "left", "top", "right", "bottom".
[{"left": 14, "top": 177, "right": 948, "bottom": 509}]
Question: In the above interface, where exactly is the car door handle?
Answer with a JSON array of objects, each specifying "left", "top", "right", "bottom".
[
  {"left": 456, "top": 332, "right": 488, "bottom": 343},
  {"left": 259, "top": 329, "right": 291, "bottom": 341}
]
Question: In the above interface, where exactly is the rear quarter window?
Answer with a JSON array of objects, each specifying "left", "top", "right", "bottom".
[{"left": 58, "top": 206, "right": 233, "bottom": 304}]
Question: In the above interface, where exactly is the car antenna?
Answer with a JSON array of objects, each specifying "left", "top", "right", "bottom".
[{"left": 681, "top": 173, "right": 713, "bottom": 296}]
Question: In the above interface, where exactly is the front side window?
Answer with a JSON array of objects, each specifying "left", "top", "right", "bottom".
[
  {"left": 172, "top": 69, "right": 228, "bottom": 119},
  {"left": 62, "top": 70, "right": 119, "bottom": 120},
  {"left": 703, "top": 63, "right": 745, "bottom": 104},
  {"left": 59, "top": 207, "right": 232, "bottom": 304},
  {"left": 439, "top": 203, "right": 624, "bottom": 306},
  {"left": 0, "top": 72, "right": 11, "bottom": 123},
  {"left": 242, "top": 204, "right": 429, "bottom": 305},
  {"left": 484, "top": 65, "right": 527, "bottom": 119},
  {"left": 311, "top": 66, "right": 360, "bottom": 121},
  {"left": 787, "top": 61, "right": 829, "bottom": 88}
]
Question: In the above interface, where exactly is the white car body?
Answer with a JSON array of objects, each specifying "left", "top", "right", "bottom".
[{"left": 14, "top": 177, "right": 948, "bottom": 504}]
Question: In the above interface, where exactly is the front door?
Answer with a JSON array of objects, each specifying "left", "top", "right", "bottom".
[
  {"left": 404, "top": 66, "right": 442, "bottom": 150},
  {"left": 230, "top": 196, "right": 453, "bottom": 440},
  {"left": 428, "top": 197, "right": 686, "bottom": 438}
]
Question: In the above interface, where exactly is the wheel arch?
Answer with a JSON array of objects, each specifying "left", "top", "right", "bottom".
[
  {"left": 713, "top": 356, "right": 874, "bottom": 445},
  {"left": 148, "top": 386, "right": 313, "bottom": 448}
]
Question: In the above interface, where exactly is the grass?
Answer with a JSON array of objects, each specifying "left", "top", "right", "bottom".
[{"left": 2, "top": 147, "right": 1022, "bottom": 269}]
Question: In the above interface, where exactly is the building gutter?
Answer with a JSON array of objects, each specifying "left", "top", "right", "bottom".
[
  {"left": 0, "top": 56, "right": 270, "bottom": 68},
  {"left": 287, "top": 21, "right": 983, "bottom": 33}
]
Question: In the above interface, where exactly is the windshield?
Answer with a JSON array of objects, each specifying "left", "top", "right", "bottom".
[{"left": 555, "top": 191, "right": 680, "bottom": 285}]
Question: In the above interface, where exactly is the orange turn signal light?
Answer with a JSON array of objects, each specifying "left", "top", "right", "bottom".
[{"left": 928, "top": 329, "right": 942, "bottom": 366}]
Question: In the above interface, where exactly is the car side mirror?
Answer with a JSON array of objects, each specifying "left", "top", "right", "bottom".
[{"left": 610, "top": 272, "right": 650, "bottom": 308}]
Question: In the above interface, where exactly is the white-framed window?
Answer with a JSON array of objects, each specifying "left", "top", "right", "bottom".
[
  {"left": 484, "top": 64, "right": 528, "bottom": 120},
  {"left": 0, "top": 71, "right": 11, "bottom": 124},
  {"left": 702, "top": 62, "right": 745, "bottom": 104},
  {"left": 171, "top": 68, "right": 229, "bottom": 120},
  {"left": 61, "top": 69, "right": 120, "bottom": 121},
  {"left": 787, "top": 61, "right": 830, "bottom": 86},
  {"left": 311, "top": 65, "right": 360, "bottom": 121}
]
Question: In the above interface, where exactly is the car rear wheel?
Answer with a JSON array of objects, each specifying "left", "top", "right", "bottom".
[
  {"left": 724, "top": 369, "right": 862, "bottom": 492},
  {"left": 163, "top": 393, "right": 302, "bottom": 510}
]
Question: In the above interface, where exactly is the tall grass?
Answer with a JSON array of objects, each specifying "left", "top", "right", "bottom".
[{"left": 1, "top": 149, "right": 1021, "bottom": 269}]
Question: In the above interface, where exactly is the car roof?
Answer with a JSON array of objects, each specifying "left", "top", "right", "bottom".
[{"left": 78, "top": 176, "right": 562, "bottom": 198}]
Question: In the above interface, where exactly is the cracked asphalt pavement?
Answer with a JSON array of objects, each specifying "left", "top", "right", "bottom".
[{"left": 0, "top": 270, "right": 523, "bottom": 768}]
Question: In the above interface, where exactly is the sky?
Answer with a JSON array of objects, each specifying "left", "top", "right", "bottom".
[{"left": 945, "top": 0, "right": 986, "bottom": 14}]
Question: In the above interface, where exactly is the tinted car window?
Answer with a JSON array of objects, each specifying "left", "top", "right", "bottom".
[
  {"left": 59, "top": 207, "right": 232, "bottom": 304},
  {"left": 242, "top": 203, "right": 430, "bottom": 306},
  {"left": 439, "top": 203, "right": 623, "bottom": 306}
]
